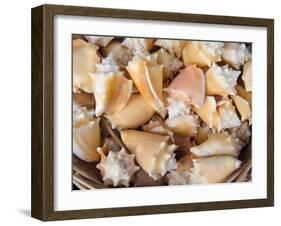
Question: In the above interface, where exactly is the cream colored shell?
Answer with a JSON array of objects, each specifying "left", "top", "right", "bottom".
[
  {"left": 126, "top": 54, "right": 166, "bottom": 117},
  {"left": 231, "top": 95, "right": 252, "bottom": 121},
  {"left": 242, "top": 60, "right": 252, "bottom": 92},
  {"left": 190, "top": 156, "right": 241, "bottom": 184},
  {"left": 122, "top": 38, "right": 154, "bottom": 54},
  {"left": 121, "top": 130, "right": 177, "bottom": 180},
  {"left": 154, "top": 39, "right": 188, "bottom": 58},
  {"left": 73, "top": 103, "right": 101, "bottom": 162},
  {"left": 84, "top": 36, "right": 114, "bottom": 47},
  {"left": 73, "top": 39, "right": 100, "bottom": 93},
  {"left": 182, "top": 41, "right": 224, "bottom": 67}
]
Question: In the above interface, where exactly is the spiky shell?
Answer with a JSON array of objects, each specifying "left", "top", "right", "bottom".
[
  {"left": 120, "top": 130, "right": 177, "bottom": 180},
  {"left": 96, "top": 148, "right": 139, "bottom": 187},
  {"left": 206, "top": 64, "right": 240, "bottom": 97}
]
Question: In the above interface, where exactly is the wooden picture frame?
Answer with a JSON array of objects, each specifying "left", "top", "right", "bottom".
[{"left": 31, "top": 4, "right": 274, "bottom": 221}]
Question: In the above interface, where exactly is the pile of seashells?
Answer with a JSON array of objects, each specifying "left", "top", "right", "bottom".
[{"left": 72, "top": 35, "right": 252, "bottom": 189}]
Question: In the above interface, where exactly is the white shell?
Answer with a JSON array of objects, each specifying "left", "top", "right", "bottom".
[
  {"left": 222, "top": 43, "right": 251, "bottom": 69},
  {"left": 154, "top": 39, "right": 188, "bottom": 58},
  {"left": 166, "top": 97, "right": 191, "bottom": 119},
  {"left": 122, "top": 38, "right": 154, "bottom": 54},
  {"left": 97, "top": 148, "right": 140, "bottom": 187}
]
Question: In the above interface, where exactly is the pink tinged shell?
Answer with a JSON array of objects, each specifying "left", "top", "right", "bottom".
[{"left": 166, "top": 65, "right": 205, "bottom": 108}]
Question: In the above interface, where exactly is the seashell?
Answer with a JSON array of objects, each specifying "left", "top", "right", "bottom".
[
  {"left": 182, "top": 41, "right": 224, "bottom": 67},
  {"left": 222, "top": 43, "right": 251, "bottom": 69},
  {"left": 206, "top": 64, "right": 240, "bottom": 97},
  {"left": 90, "top": 57, "right": 133, "bottom": 116},
  {"left": 84, "top": 36, "right": 114, "bottom": 47},
  {"left": 143, "top": 114, "right": 199, "bottom": 137},
  {"left": 242, "top": 60, "right": 252, "bottom": 92},
  {"left": 73, "top": 91, "right": 95, "bottom": 109},
  {"left": 96, "top": 147, "right": 139, "bottom": 187},
  {"left": 73, "top": 102, "right": 101, "bottom": 162},
  {"left": 190, "top": 156, "right": 242, "bottom": 184},
  {"left": 101, "top": 40, "right": 133, "bottom": 68},
  {"left": 231, "top": 95, "right": 251, "bottom": 121},
  {"left": 166, "top": 65, "right": 205, "bottom": 108},
  {"left": 152, "top": 48, "right": 183, "bottom": 80},
  {"left": 229, "top": 121, "right": 251, "bottom": 149},
  {"left": 216, "top": 99, "right": 241, "bottom": 130},
  {"left": 166, "top": 97, "right": 191, "bottom": 119},
  {"left": 120, "top": 130, "right": 177, "bottom": 180},
  {"left": 194, "top": 124, "right": 210, "bottom": 145},
  {"left": 167, "top": 155, "right": 193, "bottom": 185},
  {"left": 154, "top": 39, "right": 188, "bottom": 58},
  {"left": 133, "top": 169, "right": 165, "bottom": 187},
  {"left": 165, "top": 115, "right": 199, "bottom": 136},
  {"left": 190, "top": 132, "right": 241, "bottom": 157},
  {"left": 107, "top": 94, "right": 155, "bottom": 129},
  {"left": 235, "top": 85, "right": 252, "bottom": 106},
  {"left": 193, "top": 96, "right": 217, "bottom": 129},
  {"left": 73, "top": 39, "right": 100, "bottom": 93},
  {"left": 126, "top": 54, "right": 166, "bottom": 117},
  {"left": 122, "top": 38, "right": 154, "bottom": 54}
]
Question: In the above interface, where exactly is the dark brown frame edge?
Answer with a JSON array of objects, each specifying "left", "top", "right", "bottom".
[{"left": 31, "top": 4, "right": 274, "bottom": 221}]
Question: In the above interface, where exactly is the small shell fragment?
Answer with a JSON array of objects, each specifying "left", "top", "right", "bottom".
[
  {"left": 73, "top": 103, "right": 101, "bottom": 162},
  {"left": 73, "top": 39, "right": 100, "bottom": 93},
  {"left": 154, "top": 39, "right": 188, "bottom": 58},
  {"left": 242, "top": 60, "right": 252, "bottom": 92},
  {"left": 84, "top": 36, "right": 114, "bottom": 47},
  {"left": 166, "top": 65, "right": 206, "bottom": 108},
  {"left": 222, "top": 43, "right": 251, "bottom": 69},
  {"left": 182, "top": 41, "right": 224, "bottom": 67},
  {"left": 190, "top": 156, "right": 242, "bottom": 184},
  {"left": 96, "top": 148, "right": 140, "bottom": 187},
  {"left": 107, "top": 94, "right": 155, "bottom": 129},
  {"left": 127, "top": 54, "right": 166, "bottom": 117},
  {"left": 235, "top": 85, "right": 252, "bottom": 107},
  {"left": 206, "top": 64, "right": 240, "bottom": 97},
  {"left": 121, "top": 130, "right": 177, "bottom": 180},
  {"left": 191, "top": 132, "right": 241, "bottom": 157},
  {"left": 231, "top": 95, "right": 251, "bottom": 121},
  {"left": 153, "top": 48, "right": 183, "bottom": 80}
]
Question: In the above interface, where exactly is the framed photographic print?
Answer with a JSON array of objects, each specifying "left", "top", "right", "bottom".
[{"left": 31, "top": 4, "right": 274, "bottom": 221}]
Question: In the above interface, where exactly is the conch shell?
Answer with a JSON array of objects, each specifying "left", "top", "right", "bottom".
[
  {"left": 206, "top": 64, "right": 240, "bottom": 97},
  {"left": 96, "top": 147, "right": 139, "bottom": 187},
  {"left": 90, "top": 57, "right": 132, "bottom": 116},
  {"left": 122, "top": 38, "right": 154, "bottom": 53},
  {"left": 235, "top": 85, "right": 252, "bottom": 107},
  {"left": 182, "top": 41, "right": 224, "bottom": 67},
  {"left": 84, "top": 36, "right": 114, "bottom": 47},
  {"left": 229, "top": 121, "right": 251, "bottom": 149},
  {"left": 101, "top": 40, "right": 133, "bottom": 68},
  {"left": 166, "top": 97, "right": 191, "bottom": 119},
  {"left": 222, "top": 43, "right": 251, "bottom": 69},
  {"left": 126, "top": 54, "right": 166, "bottom": 117},
  {"left": 107, "top": 94, "right": 155, "bottom": 129},
  {"left": 190, "top": 132, "right": 241, "bottom": 157},
  {"left": 154, "top": 39, "right": 188, "bottom": 58},
  {"left": 73, "top": 39, "right": 100, "bottom": 93},
  {"left": 152, "top": 48, "right": 183, "bottom": 80},
  {"left": 167, "top": 155, "right": 193, "bottom": 185},
  {"left": 73, "top": 102, "right": 101, "bottom": 162},
  {"left": 194, "top": 124, "right": 209, "bottom": 145},
  {"left": 121, "top": 130, "right": 177, "bottom": 180},
  {"left": 190, "top": 156, "right": 241, "bottom": 184},
  {"left": 231, "top": 95, "right": 251, "bottom": 121},
  {"left": 242, "top": 60, "right": 252, "bottom": 92},
  {"left": 166, "top": 65, "right": 205, "bottom": 108}
]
